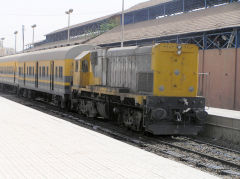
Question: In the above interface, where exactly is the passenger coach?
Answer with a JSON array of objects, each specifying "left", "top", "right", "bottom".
[{"left": 0, "top": 45, "right": 96, "bottom": 107}]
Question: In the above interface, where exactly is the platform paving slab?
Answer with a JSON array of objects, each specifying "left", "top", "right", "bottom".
[{"left": 0, "top": 96, "right": 218, "bottom": 179}]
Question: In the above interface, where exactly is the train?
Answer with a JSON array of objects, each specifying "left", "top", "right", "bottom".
[{"left": 0, "top": 43, "right": 207, "bottom": 135}]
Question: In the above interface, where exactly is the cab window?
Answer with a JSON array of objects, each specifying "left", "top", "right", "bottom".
[{"left": 82, "top": 60, "right": 88, "bottom": 72}]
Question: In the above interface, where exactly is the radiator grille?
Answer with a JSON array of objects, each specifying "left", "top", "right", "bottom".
[{"left": 137, "top": 72, "right": 153, "bottom": 93}]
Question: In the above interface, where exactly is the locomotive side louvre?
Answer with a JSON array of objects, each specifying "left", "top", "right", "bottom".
[{"left": 106, "top": 46, "right": 153, "bottom": 93}]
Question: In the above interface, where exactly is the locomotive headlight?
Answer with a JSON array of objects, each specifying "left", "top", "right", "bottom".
[
  {"left": 177, "top": 45, "right": 182, "bottom": 55},
  {"left": 177, "top": 50, "right": 182, "bottom": 55}
]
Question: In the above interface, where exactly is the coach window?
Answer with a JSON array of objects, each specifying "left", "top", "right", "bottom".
[
  {"left": 42, "top": 66, "right": 45, "bottom": 77},
  {"left": 55, "top": 66, "right": 58, "bottom": 78},
  {"left": 33, "top": 67, "right": 34, "bottom": 76},
  {"left": 47, "top": 66, "right": 49, "bottom": 77},
  {"left": 39, "top": 66, "right": 42, "bottom": 77},
  {"left": 59, "top": 66, "right": 61, "bottom": 78},
  {"left": 59, "top": 66, "right": 63, "bottom": 79}
]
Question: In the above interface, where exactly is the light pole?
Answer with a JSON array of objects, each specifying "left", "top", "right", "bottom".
[
  {"left": 14, "top": 31, "right": 18, "bottom": 53},
  {"left": 1, "top": 37, "right": 5, "bottom": 48},
  {"left": 65, "top": 9, "right": 73, "bottom": 42},
  {"left": 22, "top": 25, "right": 25, "bottom": 52},
  {"left": 31, "top": 24, "right": 36, "bottom": 46},
  {"left": 121, "top": 0, "right": 125, "bottom": 47}
]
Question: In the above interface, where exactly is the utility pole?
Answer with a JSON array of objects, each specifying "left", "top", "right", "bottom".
[
  {"left": 31, "top": 24, "right": 36, "bottom": 46},
  {"left": 14, "top": 31, "right": 18, "bottom": 54},
  {"left": 22, "top": 25, "right": 25, "bottom": 52},
  {"left": 0, "top": 37, "right": 5, "bottom": 48},
  {"left": 121, "top": 0, "right": 125, "bottom": 47}
]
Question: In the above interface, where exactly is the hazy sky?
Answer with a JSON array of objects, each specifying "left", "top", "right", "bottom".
[{"left": 0, "top": 0, "right": 147, "bottom": 51}]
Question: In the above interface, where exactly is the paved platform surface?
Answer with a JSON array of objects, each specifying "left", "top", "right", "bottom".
[
  {"left": 0, "top": 96, "right": 218, "bottom": 179},
  {"left": 207, "top": 107, "right": 240, "bottom": 120},
  {"left": 203, "top": 107, "right": 240, "bottom": 144}
]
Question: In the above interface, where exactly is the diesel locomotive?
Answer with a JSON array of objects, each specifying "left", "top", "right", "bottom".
[{"left": 0, "top": 43, "right": 207, "bottom": 135}]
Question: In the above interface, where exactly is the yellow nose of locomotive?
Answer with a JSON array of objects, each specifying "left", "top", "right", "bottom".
[{"left": 152, "top": 43, "right": 199, "bottom": 97}]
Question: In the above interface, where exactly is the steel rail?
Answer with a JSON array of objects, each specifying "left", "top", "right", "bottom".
[{"left": 150, "top": 138, "right": 240, "bottom": 170}]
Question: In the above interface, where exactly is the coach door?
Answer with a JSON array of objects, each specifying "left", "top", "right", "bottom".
[
  {"left": 24, "top": 63, "right": 26, "bottom": 85},
  {"left": 35, "top": 62, "right": 38, "bottom": 88},
  {"left": 14, "top": 62, "right": 16, "bottom": 83},
  {"left": 50, "top": 61, "right": 54, "bottom": 90}
]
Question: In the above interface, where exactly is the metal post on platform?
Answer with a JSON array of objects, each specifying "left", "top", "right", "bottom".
[
  {"left": 203, "top": 33, "right": 206, "bottom": 50},
  {"left": 164, "top": 4, "right": 166, "bottom": 16},
  {"left": 121, "top": 0, "right": 125, "bottom": 47},
  {"left": 236, "top": 29, "right": 239, "bottom": 48},
  {"left": 182, "top": 0, "right": 185, "bottom": 12}
]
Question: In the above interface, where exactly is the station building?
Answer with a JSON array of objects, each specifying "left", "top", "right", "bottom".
[{"left": 31, "top": 0, "right": 240, "bottom": 111}]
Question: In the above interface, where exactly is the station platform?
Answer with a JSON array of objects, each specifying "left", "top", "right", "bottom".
[
  {"left": 0, "top": 96, "right": 218, "bottom": 179},
  {"left": 207, "top": 107, "right": 240, "bottom": 120},
  {"left": 203, "top": 107, "right": 240, "bottom": 144}
]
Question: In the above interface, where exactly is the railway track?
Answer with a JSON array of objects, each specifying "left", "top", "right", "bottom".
[
  {"left": 142, "top": 137, "right": 240, "bottom": 176},
  {"left": 1, "top": 91, "right": 240, "bottom": 178}
]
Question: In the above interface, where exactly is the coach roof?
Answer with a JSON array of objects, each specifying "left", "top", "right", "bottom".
[{"left": 0, "top": 44, "right": 96, "bottom": 62}]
